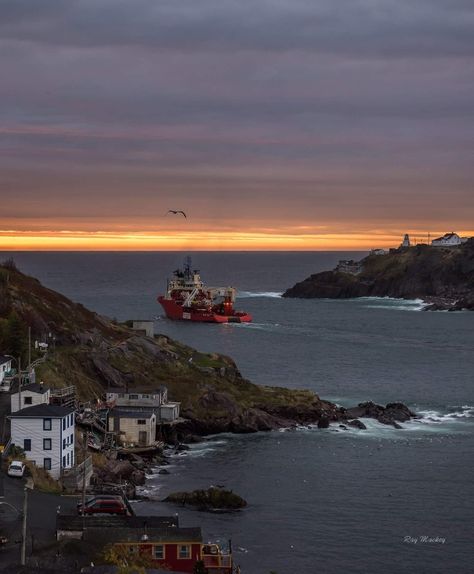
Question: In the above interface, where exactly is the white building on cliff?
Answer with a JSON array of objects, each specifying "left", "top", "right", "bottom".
[{"left": 431, "top": 232, "right": 464, "bottom": 247}]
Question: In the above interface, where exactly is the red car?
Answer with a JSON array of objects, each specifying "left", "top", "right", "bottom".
[{"left": 77, "top": 497, "right": 127, "bottom": 516}]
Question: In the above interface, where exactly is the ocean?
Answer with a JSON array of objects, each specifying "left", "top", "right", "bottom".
[{"left": 3, "top": 251, "right": 474, "bottom": 574}]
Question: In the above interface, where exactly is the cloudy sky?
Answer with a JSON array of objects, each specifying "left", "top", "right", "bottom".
[{"left": 1, "top": 0, "right": 473, "bottom": 250}]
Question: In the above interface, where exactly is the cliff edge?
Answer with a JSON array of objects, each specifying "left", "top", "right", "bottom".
[{"left": 283, "top": 240, "right": 474, "bottom": 310}]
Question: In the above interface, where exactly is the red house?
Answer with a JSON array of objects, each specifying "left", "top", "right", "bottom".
[{"left": 56, "top": 514, "right": 234, "bottom": 573}]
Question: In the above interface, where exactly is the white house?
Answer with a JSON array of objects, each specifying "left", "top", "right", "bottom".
[
  {"left": 108, "top": 409, "right": 157, "bottom": 446},
  {"left": 105, "top": 387, "right": 168, "bottom": 409},
  {"left": 431, "top": 232, "right": 462, "bottom": 247},
  {"left": 9, "top": 404, "right": 75, "bottom": 479},
  {"left": 0, "top": 355, "right": 13, "bottom": 385},
  {"left": 159, "top": 402, "right": 181, "bottom": 422},
  {"left": 10, "top": 382, "right": 51, "bottom": 413},
  {"left": 105, "top": 386, "right": 180, "bottom": 422}
]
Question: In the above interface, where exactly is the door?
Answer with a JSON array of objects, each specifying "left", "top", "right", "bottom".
[{"left": 138, "top": 431, "right": 147, "bottom": 446}]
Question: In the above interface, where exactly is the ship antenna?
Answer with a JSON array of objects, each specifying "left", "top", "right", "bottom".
[{"left": 184, "top": 256, "right": 192, "bottom": 278}]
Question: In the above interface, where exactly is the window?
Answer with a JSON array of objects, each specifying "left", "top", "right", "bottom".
[
  {"left": 154, "top": 545, "right": 164, "bottom": 560},
  {"left": 43, "top": 418, "right": 52, "bottom": 430},
  {"left": 24, "top": 396, "right": 32, "bottom": 405},
  {"left": 137, "top": 419, "right": 146, "bottom": 425},
  {"left": 178, "top": 545, "right": 191, "bottom": 559},
  {"left": 129, "top": 394, "right": 139, "bottom": 400},
  {"left": 62, "top": 456, "right": 66, "bottom": 467},
  {"left": 24, "top": 439, "right": 32, "bottom": 451},
  {"left": 128, "top": 545, "right": 137, "bottom": 554},
  {"left": 43, "top": 438, "right": 52, "bottom": 450},
  {"left": 142, "top": 394, "right": 149, "bottom": 399},
  {"left": 67, "top": 452, "right": 70, "bottom": 465},
  {"left": 44, "top": 458, "right": 52, "bottom": 470},
  {"left": 62, "top": 418, "right": 66, "bottom": 431},
  {"left": 63, "top": 438, "right": 66, "bottom": 449},
  {"left": 70, "top": 413, "right": 74, "bottom": 426}
]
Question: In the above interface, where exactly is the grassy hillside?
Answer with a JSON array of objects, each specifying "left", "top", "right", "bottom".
[{"left": 0, "top": 260, "right": 335, "bottom": 433}]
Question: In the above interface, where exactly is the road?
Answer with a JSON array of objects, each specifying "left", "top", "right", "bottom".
[{"left": 0, "top": 471, "right": 77, "bottom": 567}]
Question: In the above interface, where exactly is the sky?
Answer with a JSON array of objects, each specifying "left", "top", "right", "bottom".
[{"left": 1, "top": 0, "right": 473, "bottom": 250}]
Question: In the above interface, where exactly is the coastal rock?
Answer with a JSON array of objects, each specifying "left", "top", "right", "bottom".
[
  {"left": 317, "top": 416, "right": 330, "bottom": 428},
  {"left": 163, "top": 487, "right": 247, "bottom": 511},
  {"left": 347, "top": 419, "right": 367, "bottom": 430},
  {"left": 345, "top": 401, "right": 415, "bottom": 427},
  {"left": 282, "top": 240, "right": 474, "bottom": 310}
]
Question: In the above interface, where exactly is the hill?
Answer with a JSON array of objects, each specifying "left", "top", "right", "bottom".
[
  {"left": 283, "top": 240, "right": 474, "bottom": 310},
  {"left": 0, "top": 259, "right": 339, "bottom": 435}
]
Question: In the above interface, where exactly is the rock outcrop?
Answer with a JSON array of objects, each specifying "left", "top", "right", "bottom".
[
  {"left": 283, "top": 240, "right": 474, "bottom": 310},
  {"left": 163, "top": 487, "right": 247, "bottom": 511}
]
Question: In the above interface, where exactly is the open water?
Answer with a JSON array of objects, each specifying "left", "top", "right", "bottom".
[{"left": 3, "top": 251, "right": 474, "bottom": 574}]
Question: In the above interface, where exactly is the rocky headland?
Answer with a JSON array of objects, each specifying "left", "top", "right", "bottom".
[
  {"left": 283, "top": 240, "right": 474, "bottom": 311},
  {"left": 0, "top": 260, "right": 418, "bottom": 444}
]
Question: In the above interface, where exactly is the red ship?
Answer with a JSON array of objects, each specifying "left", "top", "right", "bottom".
[{"left": 158, "top": 258, "right": 252, "bottom": 323}]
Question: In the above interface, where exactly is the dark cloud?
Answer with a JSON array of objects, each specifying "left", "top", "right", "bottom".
[
  {"left": 0, "top": 0, "right": 473, "bottom": 239},
  {"left": 1, "top": 0, "right": 474, "bottom": 58}
]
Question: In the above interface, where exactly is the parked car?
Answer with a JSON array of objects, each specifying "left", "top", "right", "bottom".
[
  {"left": 77, "top": 496, "right": 127, "bottom": 515},
  {"left": 7, "top": 460, "right": 26, "bottom": 477}
]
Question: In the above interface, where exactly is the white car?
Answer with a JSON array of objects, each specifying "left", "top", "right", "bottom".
[{"left": 7, "top": 460, "right": 26, "bottom": 478}]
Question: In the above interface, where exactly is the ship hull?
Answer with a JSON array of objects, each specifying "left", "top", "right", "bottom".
[{"left": 158, "top": 296, "right": 252, "bottom": 323}]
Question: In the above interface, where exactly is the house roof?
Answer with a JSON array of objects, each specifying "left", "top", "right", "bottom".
[
  {"left": 109, "top": 408, "right": 155, "bottom": 419},
  {"left": 57, "top": 514, "right": 202, "bottom": 544},
  {"left": 0, "top": 355, "right": 12, "bottom": 365},
  {"left": 10, "top": 382, "right": 49, "bottom": 395},
  {"left": 9, "top": 404, "right": 74, "bottom": 418},
  {"left": 107, "top": 386, "right": 167, "bottom": 395},
  {"left": 83, "top": 526, "right": 202, "bottom": 544},
  {"left": 433, "top": 232, "right": 459, "bottom": 241},
  {"left": 57, "top": 514, "right": 179, "bottom": 531}
]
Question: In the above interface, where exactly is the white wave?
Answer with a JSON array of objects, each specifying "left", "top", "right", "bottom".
[
  {"left": 360, "top": 297, "right": 428, "bottom": 312},
  {"left": 237, "top": 291, "right": 282, "bottom": 298},
  {"left": 415, "top": 406, "right": 474, "bottom": 423}
]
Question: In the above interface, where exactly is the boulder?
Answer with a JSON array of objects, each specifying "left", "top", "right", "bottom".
[
  {"left": 317, "top": 417, "right": 330, "bottom": 429},
  {"left": 163, "top": 487, "right": 247, "bottom": 511},
  {"left": 347, "top": 419, "right": 367, "bottom": 430}
]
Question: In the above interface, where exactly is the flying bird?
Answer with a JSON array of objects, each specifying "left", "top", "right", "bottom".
[{"left": 166, "top": 210, "right": 187, "bottom": 218}]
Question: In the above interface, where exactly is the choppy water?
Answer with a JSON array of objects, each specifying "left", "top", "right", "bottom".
[{"left": 3, "top": 251, "right": 474, "bottom": 574}]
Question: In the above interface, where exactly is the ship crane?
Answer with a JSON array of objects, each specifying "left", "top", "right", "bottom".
[{"left": 183, "top": 287, "right": 200, "bottom": 308}]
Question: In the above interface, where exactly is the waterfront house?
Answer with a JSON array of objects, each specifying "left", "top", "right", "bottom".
[
  {"left": 10, "top": 381, "right": 50, "bottom": 413},
  {"left": 108, "top": 409, "right": 157, "bottom": 446},
  {"left": 56, "top": 514, "right": 233, "bottom": 574},
  {"left": 370, "top": 249, "right": 388, "bottom": 255},
  {"left": 431, "top": 232, "right": 463, "bottom": 247},
  {"left": 105, "top": 387, "right": 180, "bottom": 423},
  {"left": 106, "top": 387, "right": 167, "bottom": 409},
  {"left": 9, "top": 404, "right": 75, "bottom": 479}
]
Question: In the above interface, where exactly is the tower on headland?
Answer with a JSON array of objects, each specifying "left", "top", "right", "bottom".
[{"left": 401, "top": 233, "right": 411, "bottom": 248}]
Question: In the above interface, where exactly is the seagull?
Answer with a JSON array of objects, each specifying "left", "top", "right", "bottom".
[{"left": 166, "top": 210, "right": 187, "bottom": 218}]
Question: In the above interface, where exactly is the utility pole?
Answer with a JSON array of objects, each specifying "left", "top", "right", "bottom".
[
  {"left": 18, "top": 356, "right": 22, "bottom": 412},
  {"left": 20, "top": 486, "right": 28, "bottom": 565},
  {"left": 81, "top": 431, "right": 88, "bottom": 530},
  {"left": 28, "top": 326, "right": 31, "bottom": 370}
]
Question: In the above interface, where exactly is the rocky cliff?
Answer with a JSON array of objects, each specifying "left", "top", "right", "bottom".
[{"left": 283, "top": 240, "right": 474, "bottom": 310}]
